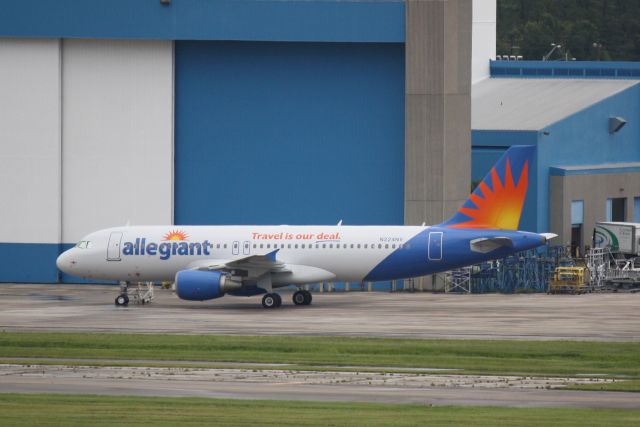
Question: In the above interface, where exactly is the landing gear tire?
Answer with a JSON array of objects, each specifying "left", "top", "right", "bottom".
[
  {"left": 302, "top": 290, "right": 312, "bottom": 305},
  {"left": 293, "top": 290, "right": 306, "bottom": 306},
  {"left": 115, "top": 294, "right": 129, "bottom": 307},
  {"left": 262, "top": 293, "right": 280, "bottom": 309},
  {"left": 293, "top": 290, "right": 312, "bottom": 306}
]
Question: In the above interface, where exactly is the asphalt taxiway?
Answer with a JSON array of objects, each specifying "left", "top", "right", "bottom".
[
  {"left": 1, "top": 364, "right": 638, "bottom": 409},
  {"left": 0, "top": 284, "right": 638, "bottom": 341}
]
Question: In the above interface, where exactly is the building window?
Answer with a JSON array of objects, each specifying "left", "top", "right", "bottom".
[
  {"left": 634, "top": 197, "right": 640, "bottom": 223},
  {"left": 571, "top": 200, "right": 584, "bottom": 257},
  {"left": 571, "top": 201, "right": 584, "bottom": 225},
  {"left": 606, "top": 198, "right": 626, "bottom": 222}
]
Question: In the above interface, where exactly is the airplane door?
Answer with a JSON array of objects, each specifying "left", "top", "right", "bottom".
[
  {"left": 232, "top": 240, "right": 240, "bottom": 255},
  {"left": 107, "top": 232, "right": 123, "bottom": 261},
  {"left": 428, "top": 232, "right": 443, "bottom": 261},
  {"left": 243, "top": 240, "right": 250, "bottom": 255}
]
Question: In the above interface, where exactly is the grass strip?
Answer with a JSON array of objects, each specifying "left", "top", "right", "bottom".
[
  {"left": 0, "top": 393, "right": 639, "bottom": 427},
  {"left": 0, "top": 331, "right": 638, "bottom": 378}
]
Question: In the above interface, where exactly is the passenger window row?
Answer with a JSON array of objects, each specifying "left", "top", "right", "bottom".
[{"left": 248, "top": 243, "right": 411, "bottom": 250}]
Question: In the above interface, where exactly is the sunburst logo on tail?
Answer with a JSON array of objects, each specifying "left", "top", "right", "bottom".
[
  {"left": 443, "top": 146, "right": 533, "bottom": 230},
  {"left": 450, "top": 160, "right": 528, "bottom": 229},
  {"left": 163, "top": 229, "right": 189, "bottom": 241}
]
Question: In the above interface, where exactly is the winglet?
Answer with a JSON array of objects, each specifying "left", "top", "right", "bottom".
[
  {"left": 265, "top": 249, "right": 279, "bottom": 262},
  {"left": 442, "top": 145, "right": 534, "bottom": 230}
]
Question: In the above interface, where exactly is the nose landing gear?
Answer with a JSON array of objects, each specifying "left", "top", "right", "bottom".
[{"left": 114, "top": 281, "right": 155, "bottom": 307}]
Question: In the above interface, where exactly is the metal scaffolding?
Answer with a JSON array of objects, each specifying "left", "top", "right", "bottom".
[
  {"left": 470, "top": 245, "right": 570, "bottom": 293},
  {"left": 445, "top": 267, "right": 472, "bottom": 293}
]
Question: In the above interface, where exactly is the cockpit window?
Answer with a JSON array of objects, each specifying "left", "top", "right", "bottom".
[{"left": 76, "top": 241, "right": 92, "bottom": 249}]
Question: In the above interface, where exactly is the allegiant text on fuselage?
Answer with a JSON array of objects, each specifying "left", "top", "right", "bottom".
[{"left": 122, "top": 238, "right": 212, "bottom": 260}]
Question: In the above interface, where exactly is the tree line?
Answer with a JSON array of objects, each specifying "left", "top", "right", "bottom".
[{"left": 497, "top": 0, "right": 640, "bottom": 61}]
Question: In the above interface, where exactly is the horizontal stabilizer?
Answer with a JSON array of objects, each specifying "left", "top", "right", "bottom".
[
  {"left": 470, "top": 237, "right": 514, "bottom": 254},
  {"left": 540, "top": 233, "right": 558, "bottom": 242}
]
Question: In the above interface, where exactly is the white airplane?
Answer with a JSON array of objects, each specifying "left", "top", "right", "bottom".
[{"left": 56, "top": 146, "right": 556, "bottom": 308}]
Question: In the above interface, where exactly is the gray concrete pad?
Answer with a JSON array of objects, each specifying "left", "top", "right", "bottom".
[{"left": 0, "top": 284, "right": 638, "bottom": 341}]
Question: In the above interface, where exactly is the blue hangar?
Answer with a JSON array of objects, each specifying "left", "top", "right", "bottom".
[
  {"left": 0, "top": 0, "right": 478, "bottom": 283},
  {"left": 7, "top": 2, "right": 639, "bottom": 283},
  {"left": 473, "top": 60, "right": 640, "bottom": 255}
]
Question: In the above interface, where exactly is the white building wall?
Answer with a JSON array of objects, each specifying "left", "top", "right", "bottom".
[
  {"left": 472, "top": 0, "right": 496, "bottom": 84},
  {"left": 62, "top": 39, "right": 173, "bottom": 243},
  {"left": 0, "top": 39, "right": 61, "bottom": 244}
]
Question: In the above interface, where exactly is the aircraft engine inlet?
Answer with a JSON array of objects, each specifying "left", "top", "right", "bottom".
[{"left": 174, "top": 270, "right": 242, "bottom": 301}]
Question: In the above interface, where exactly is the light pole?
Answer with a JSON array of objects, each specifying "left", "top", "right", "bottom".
[
  {"left": 543, "top": 43, "right": 561, "bottom": 61},
  {"left": 593, "top": 42, "right": 603, "bottom": 61}
]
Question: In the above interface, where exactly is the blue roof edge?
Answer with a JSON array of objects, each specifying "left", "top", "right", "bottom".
[
  {"left": 491, "top": 60, "right": 640, "bottom": 80},
  {"left": 0, "top": 0, "right": 405, "bottom": 43}
]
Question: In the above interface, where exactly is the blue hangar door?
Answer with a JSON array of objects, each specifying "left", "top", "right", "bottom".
[{"left": 175, "top": 41, "right": 405, "bottom": 225}]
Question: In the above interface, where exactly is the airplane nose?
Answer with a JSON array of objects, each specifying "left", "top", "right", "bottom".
[{"left": 56, "top": 250, "right": 73, "bottom": 273}]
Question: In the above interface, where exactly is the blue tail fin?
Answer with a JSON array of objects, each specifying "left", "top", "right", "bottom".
[{"left": 442, "top": 145, "right": 534, "bottom": 230}]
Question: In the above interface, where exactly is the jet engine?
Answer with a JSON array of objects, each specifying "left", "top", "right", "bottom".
[{"left": 174, "top": 270, "right": 242, "bottom": 301}]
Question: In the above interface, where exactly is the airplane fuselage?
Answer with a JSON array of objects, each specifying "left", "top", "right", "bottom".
[
  {"left": 57, "top": 224, "right": 546, "bottom": 285},
  {"left": 55, "top": 146, "right": 554, "bottom": 308}
]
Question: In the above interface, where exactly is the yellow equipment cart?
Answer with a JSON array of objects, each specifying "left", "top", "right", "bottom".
[{"left": 548, "top": 267, "right": 590, "bottom": 294}]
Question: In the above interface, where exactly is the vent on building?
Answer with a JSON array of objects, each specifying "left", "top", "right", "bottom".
[{"left": 609, "top": 117, "right": 627, "bottom": 134}]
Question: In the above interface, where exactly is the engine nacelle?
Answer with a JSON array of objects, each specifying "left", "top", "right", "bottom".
[{"left": 174, "top": 270, "right": 241, "bottom": 301}]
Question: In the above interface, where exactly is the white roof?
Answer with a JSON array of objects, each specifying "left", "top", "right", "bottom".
[
  {"left": 553, "top": 162, "right": 640, "bottom": 171},
  {"left": 472, "top": 78, "right": 639, "bottom": 131}
]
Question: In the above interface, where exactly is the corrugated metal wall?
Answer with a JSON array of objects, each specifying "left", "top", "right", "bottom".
[
  {"left": 61, "top": 40, "right": 173, "bottom": 243},
  {"left": 0, "top": 39, "right": 62, "bottom": 282},
  {"left": 174, "top": 41, "right": 405, "bottom": 226},
  {"left": 0, "top": 38, "right": 174, "bottom": 283}
]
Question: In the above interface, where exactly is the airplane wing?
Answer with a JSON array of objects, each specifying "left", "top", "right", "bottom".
[
  {"left": 186, "top": 250, "right": 290, "bottom": 278},
  {"left": 470, "top": 237, "right": 514, "bottom": 254},
  {"left": 186, "top": 249, "right": 335, "bottom": 284}
]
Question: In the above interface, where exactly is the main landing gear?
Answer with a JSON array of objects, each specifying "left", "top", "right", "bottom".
[
  {"left": 292, "top": 289, "right": 312, "bottom": 306},
  {"left": 261, "top": 293, "right": 282, "bottom": 309},
  {"left": 261, "top": 290, "right": 312, "bottom": 308}
]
